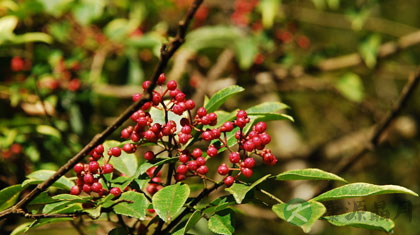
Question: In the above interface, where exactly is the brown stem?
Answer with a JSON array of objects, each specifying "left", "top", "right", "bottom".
[{"left": 0, "top": 0, "right": 204, "bottom": 221}]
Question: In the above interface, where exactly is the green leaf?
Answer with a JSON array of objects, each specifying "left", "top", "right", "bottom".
[
  {"left": 36, "top": 125, "right": 61, "bottom": 139},
  {"left": 11, "top": 32, "right": 53, "bottom": 44},
  {"left": 246, "top": 101, "right": 289, "bottom": 114},
  {"left": 10, "top": 222, "right": 33, "bottom": 235},
  {"left": 104, "top": 18, "right": 138, "bottom": 41},
  {"left": 139, "top": 157, "right": 178, "bottom": 175},
  {"left": 28, "top": 192, "right": 57, "bottom": 205},
  {"left": 114, "top": 191, "right": 149, "bottom": 219},
  {"left": 26, "top": 170, "right": 74, "bottom": 190},
  {"left": 203, "top": 197, "right": 235, "bottom": 215},
  {"left": 184, "top": 26, "right": 243, "bottom": 52},
  {"left": 172, "top": 210, "right": 202, "bottom": 235},
  {"left": 233, "top": 37, "right": 258, "bottom": 69},
  {"left": 253, "top": 113, "right": 294, "bottom": 122},
  {"left": 272, "top": 200, "right": 326, "bottom": 233},
  {"left": 258, "top": 0, "right": 281, "bottom": 29},
  {"left": 208, "top": 210, "right": 235, "bottom": 235},
  {"left": 225, "top": 174, "right": 271, "bottom": 204},
  {"left": 42, "top": 201, "right": 82, "bottom": 214},
  {"left": 152, "top": 183, "right": 190, "bottom": 222},
  {"left": 335, "top": 73, "right": 364, "bottom": 102},
  {"left": 323, "top": 211, "right": 394, "bottom": 232},
  {"left": 52, "top": 194, "right": 90, "bottom": 203},
  {"left": 205, "top": 85, "right": 244, "bottom": 113},
  {"left": 0, "top": 185, "right": 22, "bottom": 211},
  {"left": 313, "top": 183, "right": 418, "bottom": 201},
  {"left": 0, "top": 15, "right": 18, "bottom": 34},
  {"left": 359, "top": 34, "right": 381, "bottom": 68},
  {"left": 104, "top": 140, "right": 138, "bottom": 177},
  {"left": 85, "top": 206, "right": 102, "bottom": 219},
  {"left": 275, "top": 168, "right": 347, "bottom": 183}
]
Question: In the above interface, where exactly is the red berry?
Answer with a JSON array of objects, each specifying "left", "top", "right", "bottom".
[
  {"left": 177, "top": 164, "right": 188, "bottom": 174},
  {"left": 111, "top": 147, "right": 122, "bottom": 157},
  {"left": 235, "top": 118, "right": 247, "bottom": 128},
  {"left": 181, "top": 126, "right": 192, "bottom": 134},
  {"left": 179, "top": 154, "right": 190, "bottom": 163},
  {"left": 175, "top": 93, "right": 186, "bottom": 102},
  {"left": 89, "top": 161, "right": 100, "bottom": 172},
  {"left": 217, "top": 164, "right": 229, "bottom": 175},
  {"left": 222, "top": 122, "right": 234, "bottom": 132},
  {"left": 167, "top": 80, "right": 177, "bottom": 90},
  {"left": 229, "top": 152, "right": 241, "bottom": 163},
  {"left": 237, "top": 110, "right": 247, "bottom": 119},
  {"left": 224, "top": 176, "right": 235, "bottom": 186},
  {"left": 235, "top": 130, "right": 243, "bottom": 140},
  {"left": 82, "top": 184, "right": 91, "bottom": 193},
  {"left": 150, "top": 123, "right": 162, "bottom": 133},
  {"left": 130, "top": 132, "right": 141, "bottom": 142},
  {"left": 144, "top": 130, "right": 156, "bottom": 142},
  {"left": 197, "top": 107, "right": 207, "bottom": 117},
  {"left": 172, "top": 104, "right": 185, "bottom": 115},
  {"left": 252, "top": 136, "right": 262, "bottom": 147},
  {"left": 157, "top": 73, "right": 166, "bottom": 85},
  {"left": 260, "top": 133, "right": 271, "bottom": 145},
  {"left": 146, "top": 166, "right": 161, "bottom": 178},
  {"left": 197, "top": 165, "right": 209, "bottom": 174},
  {"left": 142, "top": 80, "right": 152, "bottom": 90},
  {"left": 146, "top": 184, "right": 157, "bottom": 195},
  {"left": 187, "top": 160, "right": 198, "bottom": 171},
  {"left": 110, "top": 187, "right": 122, "bottom": 197},
  {"left": 241, "top": 167, "right": 253, "bottom": 177},
  {"left": 169, "top": 89, "right": 180, "bottom": 97},
  {"left": 132, "top": 93, "right": 142, "bottom": 102},
  {"left": 180, "top": 118, "right": 190, "bottom": 126},
  {"left": 207, "top": 145, "right": 218, "bottom": 157},
  {"left": 191, "top": 148, "right": 202, "bottom": 158},
  {"left": 243, "top": 141, "right": 255, "bottom": 152},
  {"left": 211, "top": 129, "right": 221, "bottom": 138},
  {"left": 70, "top": 185, "right": 81, "bottom": 195},
  {"left": 151, "top": 177, "right": 162, "bottom": 184},
  {"left": 243, "top": 158, "right": 256, "bottom": 168},
  {"left": 185, "top": 99, "right": 195, "bottom": 110},
  {"left": 201, "top": 131, "right": 213, "bottom": 141},
  {"left": 91, "top": 182, "right": 102, "bottom": 193},
  {"left": 102, "top": 164, "right": 114, "bottom": 174},
  {"left": 196, "top": 157, "right": 206, "bottom": 166},
  {"left": 141, "top": 102, "right": 152, "bottom": 111},
  {"left": 95, "top": 145, "right": 104, "bottom": 154},
  {"left": 152, "top": 93, "right": 162, "bottom": 105},
  {"left": 74, "top": 163, "right": 84, "bottom": 173},
  {"left": 208, "top": 113, "right": 217, "bottom": 122},
  {"left": 254, "top": 122, "right": 267, "bottom": 133},
  {"left": 175, "top": 173, "right": 186, "bottom": 181},
  {"left": 83, "top": 173, "right": 94, "bottom": 184},
  {"left": 123, "top": 143, "right": 136, "bottom": 153},
  {"left": 68, "top": 79, "right": 82, "bottom": 91},
  {"left": 144, "top": 151, "right": 155, "bottom": 161},
  {"left": 178, "top": 133, "right": 192, "bottom": 144},
  {"left": 11, "top": 56, "right": 25, "bottom": 72}
]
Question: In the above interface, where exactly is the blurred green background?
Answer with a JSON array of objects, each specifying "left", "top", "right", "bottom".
[{"left": 1, "top": 0, "right": 419, "bottom": 234}]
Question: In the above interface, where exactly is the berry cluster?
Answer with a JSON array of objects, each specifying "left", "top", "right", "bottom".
[
  {"left": 10, "top": 56, "right": 30, "bottom": 72},
  {"left": 231, "top": 0, "right": 259, "bottom": 26},
  {"left": 145, "top": 166, "right": 163, "bottom": 196},
  {"left": 70, "top": 144, "right": 122, "bottom": 197},
  {"left": 69, "top": 73, "right": 278, "bottom": 198}
]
